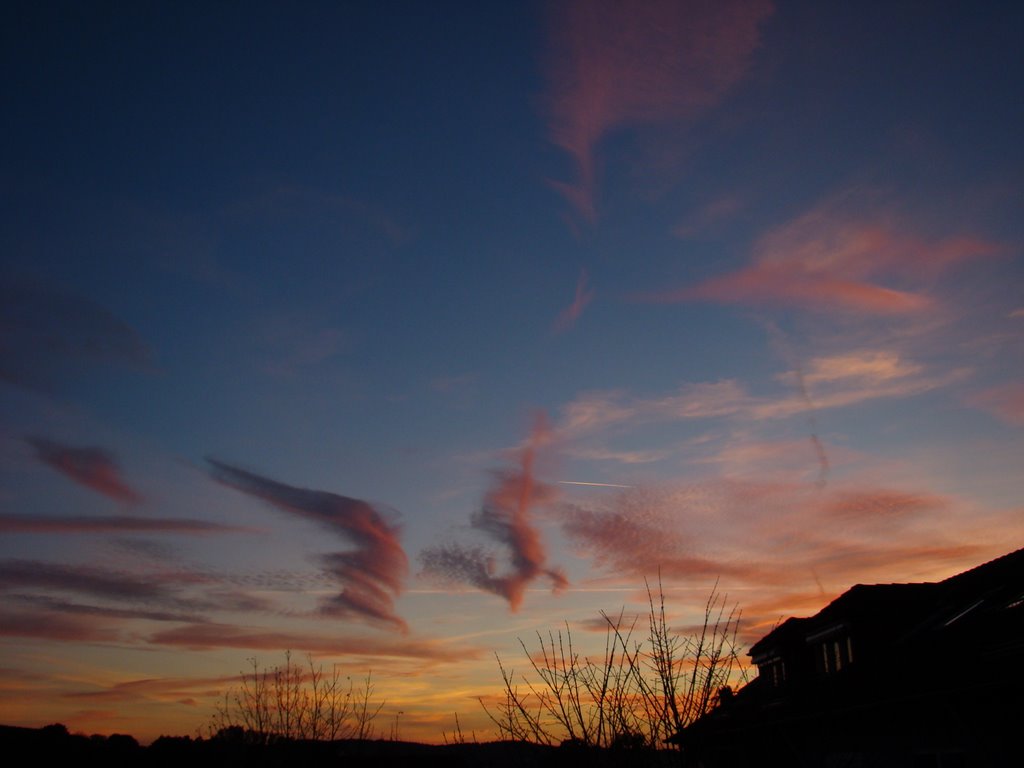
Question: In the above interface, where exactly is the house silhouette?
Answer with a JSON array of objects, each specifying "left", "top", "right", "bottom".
[{"left": 674, "top": 547, "right": 1024, "bottom": 767}]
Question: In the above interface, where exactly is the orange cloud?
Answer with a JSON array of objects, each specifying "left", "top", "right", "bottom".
[
  {"left": 796, "top": 350, "right": 922, "bottom": 386},
  {"left": 557, "top": 480, "right": 995, "bottom": 611},
  {"left": 63, "top": 675, "right": 233, "bottom": 704},
  {"left": 421, "top": 415, "right": 567, "bottom": 610},
  {"left": 643, "top": 197, "right": 1000, "bottom": 313},
  {"left": 544, "top": 0, "right": 773, "bottom": 219},
  {"left": 660, "top": 267, "right": 933, "bottom": 314},
  {"left": 207, "top": 460, "right": 409, "bottom": 632},
  {"left": 695, "top": 437, "right": 835, "bottom": 484},
  {"left": 556, "top": 356, "right": 959, "bottom": 441},
  {"left": 560, "top": 502, "right": 765, "bottom": 583},
  {"left": 0, "top": 608, "right": 118, "bottom": 643},
  {"left": 823, "top": 490, "right": 946, "bottom": 521},
  {"left": 149, "top": 622, "right": 474, "bottom": 662},
  {"left": 27, "top": 437, "right": 143, "bottom": 504}
]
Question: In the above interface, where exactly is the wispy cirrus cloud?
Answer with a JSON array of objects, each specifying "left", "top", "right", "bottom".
[
  {"left": 674, "top": 196, "right": 743, "bottom": 239},
  {"left": 543, "top": 0, "right": 773, "bottom": 219},
  {"left": 421, "top": 415, "right": 568, "bottom": 610},
  {"left": 643, "top": 195, "right": 1000, "bottom": 313},
  {"left": 566, "top": 444, "right": 673, "bottom": 465},
  {"left": 207, "top": 459, "right": 409, "bottom": 632},
  {"left": 967, "top": 382, "right": 1024, "bottom": 426},
  {"left": 558, "top": 349, "right": 959, "bottom": 442},
  {"left": 694, "top": 436, "right": 838, "bottom": 484},
  {"left": 26, "top": 437, "right": 143, "bottom": 504},
  {"left": 0, "top": 559, "right": 280, "bottom": 623},
  {"left": 748, "top": 365, "right": 969, "bottom": 421},
  {"left": 0, "top": 559, "right": 173, "bottom": 602},
  {"left": 149, "top": 622, "right": 474, "bottom": 663},
  {"left": 560, "top": 380, "right": 746, "bottom": 438},
  {"left": 63, "top": 674, "right": 233, "bottom": 704},
  {"left": 0, "top": 607, "right": 118, "bottom": 643},
  {"left": 7, "top": 594, "right": 202, "bottom": 624},
  {"left": 553, "top": 268, "right": 595, "bottom": 332},
  {"left": 0, "top": 513, "right": 252, "bottom": 535},
  {"left": 793, "top": 350, "right": 923, "bottom": 386}
]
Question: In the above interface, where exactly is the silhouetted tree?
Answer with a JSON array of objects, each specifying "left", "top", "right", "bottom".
[
  {"left": 481, "top": 578, "right": 746, "bottom": 751},
  {"left": 210, "top": 651, "right": 384, "bottom": 742}
]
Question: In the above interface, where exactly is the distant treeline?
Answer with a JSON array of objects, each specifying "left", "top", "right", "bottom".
[{"left": 0, "top": 723, "right": 680, "bottom": 767}]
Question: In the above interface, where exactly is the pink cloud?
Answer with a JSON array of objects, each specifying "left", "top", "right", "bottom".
[
  {"left": 696, "top": 437, "right": 835, "bottom": 484},
  {"left": 421, "top": 415, "right": 567, "bottom": 610},
  {"left": 566, "top": 445, "right": 671, "bottom": 464},
  {"left": 656, "top": 267, "right": 934, "bottom": 314},
  {"left": 796, "top": 350, "right": 922, "bottom": 386},
  {"left": 0, "top": 513, "right": 252, "bottom": 535},
  {"left": 559, "top": 380, "right": 747, "bottom": 437},
  {"left": 968, "top": 382, "right": 1024, "bottom": 426},
  {"left": 553, "top": 268, "right": 595, "bottom": 332},
  {"left": 823, "top": 490, "right": 946, "bottom": 521},
  {"left": 560, "top": 502, "right": 765, "bottom": 583},
  {"left": 643, "top": 197, "right": 1001, "bottom": 313},
  {"left": 207, "top": 459, "right": 409, "bottom": 632},
  {"left": 544, "top": 0, "right": 773, "bottom": 219},
  {"left": 0, "top": 608, "right": 117, "bottom": 643},
  {"left": 27, "top": 437, "right": 143, "bottom": 504},
  {"left": 556, "top": 479, "right": 1000, "bottom": 636}
]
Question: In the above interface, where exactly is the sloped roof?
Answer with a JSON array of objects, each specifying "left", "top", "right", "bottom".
[{"left": 749, "top": 547, "right": 1024, "bottom": 658}]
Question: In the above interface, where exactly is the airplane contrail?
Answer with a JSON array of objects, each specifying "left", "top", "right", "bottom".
[{"left": 558, "top": 480, "right": 634, "bottom": 488}]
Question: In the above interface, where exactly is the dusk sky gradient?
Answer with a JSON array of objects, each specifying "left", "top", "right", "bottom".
[{"left": 2, "top": 0, "right": 1022, "bottom": 743}]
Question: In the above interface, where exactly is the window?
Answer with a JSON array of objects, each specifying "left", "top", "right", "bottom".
[
  {"left": 818, "top": 634, "right": 853, "bottom": 675},
  {"left": 758, "top": 656, "right": 786, "bottom": 687}
]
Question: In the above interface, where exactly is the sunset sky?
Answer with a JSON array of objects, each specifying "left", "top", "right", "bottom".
[{"left": 2, "top": 0, "right": 1022, "bottom": 744}]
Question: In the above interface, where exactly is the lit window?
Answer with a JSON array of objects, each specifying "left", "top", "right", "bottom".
[{"left": 819, "top": 635, "right": 853, "bottom": 675}]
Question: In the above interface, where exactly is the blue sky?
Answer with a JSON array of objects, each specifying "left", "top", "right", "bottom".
[{"left": 2, "top": 0, "right": 1022, "bottom": 742}]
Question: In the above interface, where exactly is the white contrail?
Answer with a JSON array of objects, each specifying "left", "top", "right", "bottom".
[{"left": 558, "top": 480, "right": 633, "bottom": 488}]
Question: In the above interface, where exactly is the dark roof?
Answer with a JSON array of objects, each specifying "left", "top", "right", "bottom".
[{"left": 749, "top": 547, "right": 1024, "bottom": 659}]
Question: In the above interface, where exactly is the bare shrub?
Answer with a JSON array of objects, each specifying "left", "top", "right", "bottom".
[
  {"left": 210, "top": 651, "right": 384, "bottom": 742},
  {"left": 481, "top": 578, "right": 747, "bottom": 749}
]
